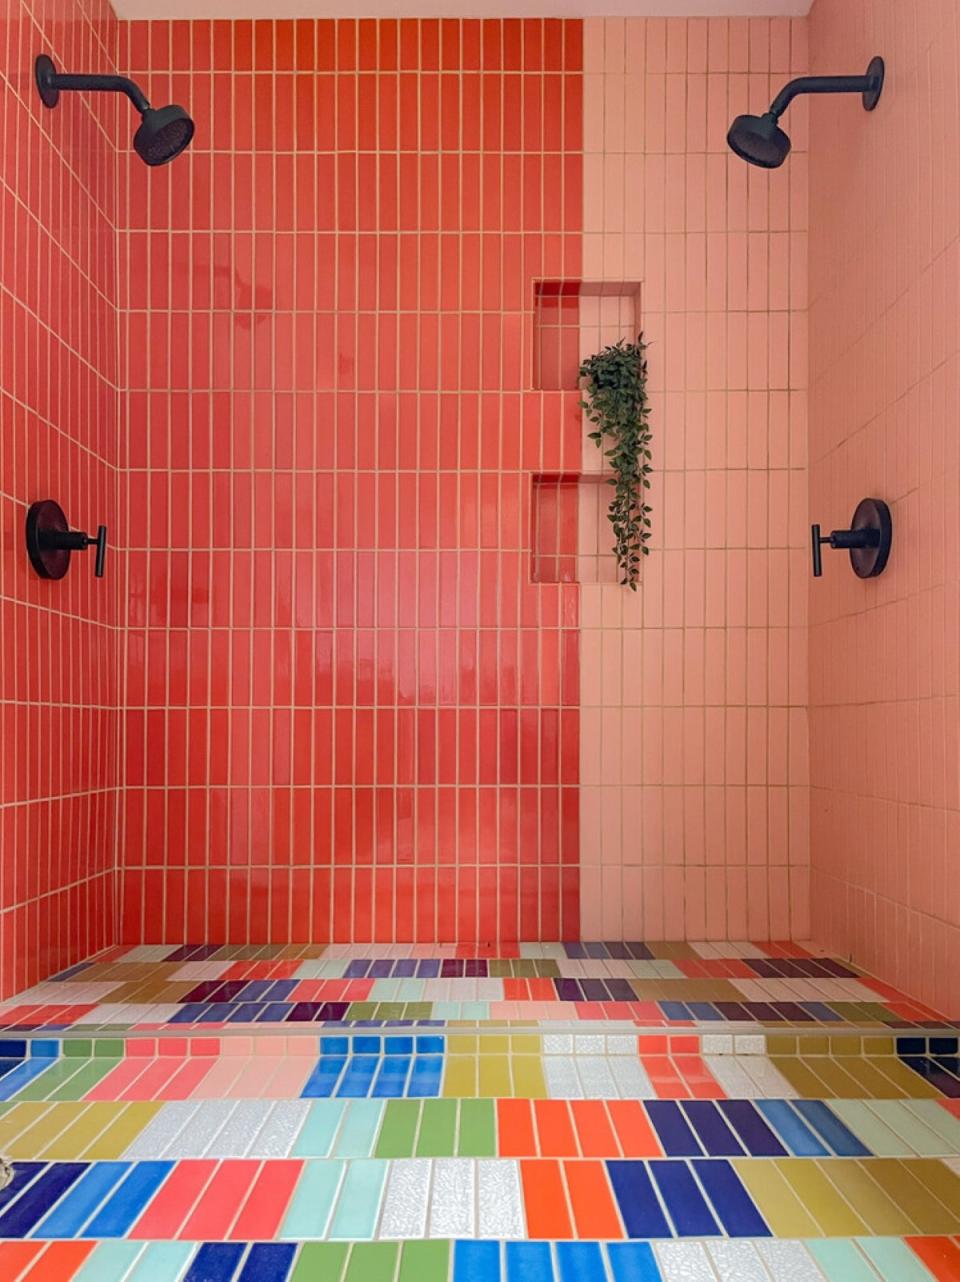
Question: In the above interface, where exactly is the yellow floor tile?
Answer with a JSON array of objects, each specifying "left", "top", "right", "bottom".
[
  {"left": 733, "top": 1160, "right": 821, "bottom": 1237},
  {"left": 478, "top": 1056, "right": 511, "bottom": 1097},
  {"left": 866, "top": 1056, "right": 942, "bottom": 1098},
  {"left": 776, "top": 1159, "right": 868, "bottom": 1235},
  {"left": 511, "top": 1056, "right": 547, "bottom": 1099},
  {"left": 0, "top": 1103, "right": 53, "bottom": 1150},
  {"left": 441, "top": 1057, "right": 476, "bottom": 1098},
  {"left": 906, "top": 1157, "right": 960, "bottom": 1218},
  {"left": 833, "top": 1057, "right": 908, "bottom": 1099},
  {"left": 82, "top": 1101, "right": 163, "bottom": 1159},
  {"left": 38, "top": 1102, "right": 127, "bottom": 1159},
  {"left": 865, "top": 1159, "right": 960, "bottom": 1234},
  {"left": 7, "top": 1103, "right": 88, "bottom": 1158},
  {"left": 819, "top": 1159, "right": 917, "bottom": 1233},
  {"left": 805, "top": 1057, "right": 875, "bottom": 1098},
  {"left": 769, "top": 1057, "right": 838, "bottom": 1098}
]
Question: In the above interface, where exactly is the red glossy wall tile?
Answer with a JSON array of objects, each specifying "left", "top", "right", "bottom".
[
  {"left": 0, "top": 0, "right": 122, "bottom": 999},
  {"left": 115, "top": 19, "right": 583, "bottom": 945}
]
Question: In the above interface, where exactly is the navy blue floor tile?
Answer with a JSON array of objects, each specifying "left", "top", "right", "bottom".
[
  {"left": 0, "top": 1162, "right": 86, "bottom": 1237},
  {"left": 693, "top": 1158, "right": 771, "bottom": 1237},
  {"left": 645, "top": 1101, "right": 702, "bottom": 1157},
  {"left": 184, "top": 1243, "right": 247, "bottom": 1282},
  {"left": 237, "top": 1243, "right": 297, "bottom": 1282},
  {"left": 607, "top": 1161, "right": 672, "bottom": 1238},
  {"left": 680, "top": 1101, "right": 744, "bottom": 1156},
  {"left": 649, "top": 1160, "right": 720, "bottom": 1237},
  {"left": 716, "top": 1100, "right": 786, "bottom": 1157}
]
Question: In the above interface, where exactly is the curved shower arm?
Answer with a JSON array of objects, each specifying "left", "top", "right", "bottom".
[
  {"left": 769, "top": 72, "right": 878, "bottom": 118},
  {"left": 37, "top": 66, "right": 150, "bottom": 114}
]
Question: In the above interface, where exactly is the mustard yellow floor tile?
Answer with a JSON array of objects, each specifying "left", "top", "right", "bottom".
[
  {"left": 832, "top": 1056, "right": 909, "bottom": 1099},
  {"left": 818, "top": 1159, "right": 916, "bottom": 1234},
  {"left": 865, "top": 1158, "right": 960, "bottom": 1234},
  {"left": 905, "top": 1157, "right": 960, "bottom": 1218},
  {"left": 511, "top": 1056, "right": 547, "bottom": 1099},
  {"left": 6, "top": 1103, "right": 88, "bottom": 1158},
  {"left": 477, "top": 1036, "right": 509, "bottom": 1055},
  {"left": 441, "top": 1057, "right": 476, "bottom": 1098},
  {"left": 805, "top": 1057, "right": 875, "bottom": 1098},
  {"left": 37, "top": 1102, "right": 127, "bottom": 1159},
  {"left": 770, "top": 1057, "right": 838, "bottom": 1098},
  {"left": 776, "top": 1159, "right": 868, "bottom": 1236},
  {"left": 733, "top": 1160, "right": 821, "bottom": 1237},
  {"left": 0, "top": 1103, "right": 54, "bottom": 1149},
  {"left": 447, "top": 1036, "right": 478, "bottom": 1055},
  {"left": 83, "top": 1101, "right": 163, "bottom": 1159},
  {"left": 478, "top": 1056, "right": 511, "bottom": 1097},
  {"left": 867, "top": 1056, "right": 942, "bottom": 1098},
  {"left": 863, "top": 1038, "right": 895, "bottom": 1057}
]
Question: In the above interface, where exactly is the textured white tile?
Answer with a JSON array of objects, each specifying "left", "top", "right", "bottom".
[
  {"left": 576, "top": 1056, "right": 619, "bottom": 1098},
  {"left": 544, "top": 1057, "right": 583, "bottom": 1098},
  {"left": 733, "top": 1035, "right": 765, "bottom": 1056},
  {"left": 477, "top": 1159, "right": 524, "bottom": 1238},
  {"left": 543, "top": 1035, "right": 573, "bottom": 1054},
  {"left": 707, "top": 1241, "right": 770, "bottom": 1282},
  {"left": 702, "top": 1034, "right": 734, "bottom": 1055},
  {"left": 123, "top": 1102, "right": 201, "bottom": 1158},
  {"left": 379, "top": 1159, "right": 431, "bottom": 1238},
  {"left": 605, "top": 1035, "right": 636, "bottom": 1055},
  {"left": 756, "top": 1241, "right": 827, "bottom": 1282},
  {"left": 655, "top": 1241, "right": 719, "bottom": 1282},
  {"left": 573, "top": 1035, "right": 605, "bottom": 1054},
  {"left": 739, "top": 1057, "right": 799, "bottom": 1098},
  {"left": 164, "top": 1101, "right": 236, "bottom": 1157},
  {"left": 703, "top": 1056, "right": 761, "bottom": 1098},
  {"left": 206, "top": 1100, "right": 273, "bottom": 1157},
  {"left": 428, "top": 1159, "right": 475, "bottom": 1238},
  {"left": 248, "top": 1101, "right": 312, "bottom": 1156},
  {"left": 609, "top": 1056, "right": 654, "bottom": 1098}
]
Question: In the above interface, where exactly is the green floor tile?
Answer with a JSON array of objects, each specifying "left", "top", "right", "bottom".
[
  {"left": 345, "top": 1242, "right": 399, "bottom": 1282},
  {"left": 94, "top": 1039, "right": 126, "bottom": 1057},
  {"left": 63, "top": 1040, "right": 93, "bottom": 1058},
  {"left": 858, "top": 1237, "right": 939, "bottom": 1282},
  {"left": 74, "top": 1240, "right": 145, "bottom": 1282},
  {"left": 346, "top": 1004, "right": 377, "bottom": 1021},
  {"left": 290, "top": 1243, "right": 349, "bottom": 1282},
  {"left": 376, "top": 1100, "right": 420, "bottom": 1157},
  {"left": 281, "top": 1160, "right": 344, "bottom": 1238},
  {"left": 416, "top": 1099, "right": 456, "bottom": 1156},
  {"left": 293, "top": 1101, "right": 346, "bottom": 1157},
  {"left": 397, "top": 1241, "right": 450, "bottom": 1282},
  {"left": 328, "top": 1160, "right": 386, "bottom": 1239},
  {"left": 402, "top": 1003, "right": 431, "bottom": 1020},
  {"left": 12, "top": 1061, "right": 78, "bottom": 1100},
  {"left": 806, "top": 1239, "right": 884, "bottom": 1282},
  {"left": 457, "top": 1099, "right": 495, "bottom": 1156},
  {"left": 48, "top": 1059, "right": 120, "bottom": 1101},
  {"left": 374, "top": 1003, "right": 405, "bottom": 1020}
]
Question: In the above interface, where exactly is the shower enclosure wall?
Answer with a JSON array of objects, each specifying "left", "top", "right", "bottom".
[{"left": 1, "top": 2, "right": 958, "bottom": 1016}]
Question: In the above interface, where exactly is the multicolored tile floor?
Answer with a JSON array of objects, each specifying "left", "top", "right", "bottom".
[
  {"left": 1, "top": 944, "right": 959, "bottom": 1281},
  {"left": 1, "top": 941, "right": 949, "bottom": 1034}
]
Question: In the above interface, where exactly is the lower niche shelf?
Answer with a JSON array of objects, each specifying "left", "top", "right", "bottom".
[{"left": 531, "top": 472, "right": 620, "bottom": 585}]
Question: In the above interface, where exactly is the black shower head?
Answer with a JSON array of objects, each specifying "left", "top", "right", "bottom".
[
  {"left": 727, "top": 56, "right": 884, "bottom": 168},
  {"left": 35, "top": 53, "right": 194, "bottom": 167},
  {"left": 727, "top": 111, "right": 791, "bottom": 169},
  {"left": 133, "top": 104, "right": 195, "bottom": 167}
]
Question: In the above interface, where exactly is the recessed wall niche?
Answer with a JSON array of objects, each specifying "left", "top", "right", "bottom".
[
  {"left": 531, "top": 473, "right": 620, "bottom": 585},
  {"left": 533, "top": 279, "right": 643, "bottom": 391}
]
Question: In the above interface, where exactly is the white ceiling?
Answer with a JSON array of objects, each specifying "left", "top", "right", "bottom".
[{"left": 113, "top": 1, "right": 813, "bottom": 21}]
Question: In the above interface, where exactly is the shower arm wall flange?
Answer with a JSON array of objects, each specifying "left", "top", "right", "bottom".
[
  {"left": 768, "top": 56, "right": 885, "bottom": 119},
  {"left": 35, "top": 54, "right": 150, "bottom": 114}
]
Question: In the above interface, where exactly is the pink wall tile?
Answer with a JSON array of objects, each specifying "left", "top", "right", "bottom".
[{"left": 808, "top": 0, "right": 960, "bottom": 1012}]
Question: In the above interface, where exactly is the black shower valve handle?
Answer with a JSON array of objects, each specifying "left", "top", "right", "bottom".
[
  {"left": 92, "top": 525, "right": 108, "bottom": 577},
  {"left": 811, "top": 500, "right": 891, "bottom": 580},
  {"left": 811, "top": 522, "right": 880, "bottom": 576},
  {"left": 37, "top": 523, "right": 108, "bottom": 576}
]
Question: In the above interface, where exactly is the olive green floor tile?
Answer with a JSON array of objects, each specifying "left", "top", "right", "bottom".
[
  {"left": 457, "top": 1099, "right": 495, "bottom": 1156},
  {"left": 375, "top": 1100, "right": 420, "bottom": 1158},
  {"left": 770, "top": 1057, "right": 838, "bottom": 1098},
  {"left": 290, "top": 1243, "right": 349, "bottom": 1282},
  {"left": 11, "top": 1060, "right": 79, "bottom": 1100},
  {"left": 829, "top": 1057, "right": 908, "bottom": 1100},
  {"left": 906, "top": 1156, "right": 960, "bottom": 1218},
  {"left": 397, "top": 1241, "right": 449, "bottom": 1282},
  {"left": 799, "top": 1058, "right": 869, "bottom": 1098},
  {"left": 47, "top": 1058, "right": 120, "bottom": 1100},
  {"left": 345, "top": 1242, "right": 398, "bottom": 1282},
  {"left": 415, "top": 1099, "right": 456, "bottom": 1157}
]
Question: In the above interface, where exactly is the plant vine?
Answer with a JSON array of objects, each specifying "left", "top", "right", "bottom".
[{"left": 578, "top": 334, "right": 652, "bottom": 589}]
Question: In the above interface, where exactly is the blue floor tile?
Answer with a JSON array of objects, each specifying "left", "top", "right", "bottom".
[
  {"left": 82, "top": 1161, "right": 173, "bottom": 1237},
  {"left": 791, "top": 1100, "right": 870, "bottom": 1155},
  {"left": 716, "top": 1101, "right": 786, "bottom": 1156},
  {"left": 33, "top": 1162, "right": 132, "bottom": 1238},
  {"left": 0, "top": 1162, "right": 86, "bottom": 1236},
  {"left": 648, "top": 1160, "right": 720, "bottom": 1237},
  {"left": 454, "top": 1240, "right": 500, "bottom": 1281},
  {"left": 556, "top": 1242, "right": 605, "bottom": 1282},
  {"left": 755, "top": 1099, "right": 829, "bottom": 1156},
  {"left": 645, "top": 1102, "right": 702, "bottom": 1157},
  {"left": 237, "top": 1243, "right": 297, "bottom": 1281},
  {"left": 680, "top": 1101, "right": 744, "bottom": 1156},
  {"left": 607, "top": 1162, "right": 672, "bottom": 1238},
  {"left": 606, "top": 1242, "right": 662, "bottom": 1282},
  {"left": 506, "top": 1242, "right": 554, "bottom": 1282},
  {"left": 692, "top": 1158, "right": 770, "bottom": 1237},
  {"left": 183, "top": 1243, "right": 247, "bottom": 1282}
]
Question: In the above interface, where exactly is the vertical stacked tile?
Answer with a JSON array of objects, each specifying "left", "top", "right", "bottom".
[
  {"left": 115, "top": 19, "right": 583, "bottom": 946},
  {"left": 808, "top": 1, "right": 960, "bottom": 1012},
  {"left": 0, "top": 0, "right": 122, "bottom": 997},
  {"left": 577, "top": 18, "right": 811, "bottom": 943}
]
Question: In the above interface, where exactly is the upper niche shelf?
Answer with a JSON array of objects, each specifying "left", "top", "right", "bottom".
[{"left": 533, "top": 279, "right": 643, "bottom": 392}]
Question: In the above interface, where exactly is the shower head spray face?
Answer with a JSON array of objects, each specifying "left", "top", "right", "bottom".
[
  {"left": 726, "top": 111, "right": 791, "bottom": 169},
  {"left": 133, "top": 105, "right": 195, "bottom": 166}
]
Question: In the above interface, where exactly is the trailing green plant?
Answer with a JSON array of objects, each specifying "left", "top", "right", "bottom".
[{"left": 578, "top": 334, "right": 652, "bottom": 590}]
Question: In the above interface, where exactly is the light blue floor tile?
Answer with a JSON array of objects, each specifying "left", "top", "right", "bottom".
[
  {"left": 126, "top": 1241, "right": 196, "bottom": 1282},
  {"left": 328, "top": 1160, "right": 386, "bottom": 1239},
  {"left": 292, "top": 1101, "right": 346, "bottom": 1156},
  {"left": 332, "top": 1101, "right": 383, "bottom": 1156},
  {"left": 858, "top": 1238, "right": 937, "bottom": 1282},
  {"left": 74, "top": 1241, "right": 145, "bottom": 1282},
  {"left": 280, "top": 1160, "right": 344, "bottom": 1239}
]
